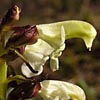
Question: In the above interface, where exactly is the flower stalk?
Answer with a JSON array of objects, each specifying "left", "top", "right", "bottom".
[{"left": 0, "top": 58, "right": 7, "bottom": 100}]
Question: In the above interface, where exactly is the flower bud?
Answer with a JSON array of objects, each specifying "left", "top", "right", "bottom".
[
  {"left": 1, "top": 5, "right": 20, "bottom": 30},
  {"left": 7, "top": 81, "right": 41, "bottom": 100},
  {"left": 6, "top": 25, "right": 39, "bottom": 48},
  {"left": 0, "top": 5, "right": 21, "bottom": 46}
]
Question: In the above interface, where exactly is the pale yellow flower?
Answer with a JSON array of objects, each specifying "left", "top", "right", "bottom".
[
  {"left": 22, "top": 20, "right": 97, "bottom": 77},
  {"left": 39, "top": 80, "right": 86, "bottom": 100}
]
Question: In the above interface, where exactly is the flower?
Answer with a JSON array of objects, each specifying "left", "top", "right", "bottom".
[
  {"left": 22, "top": 20, "right": 97, "bottom": 77},
  {"left": 39, "top": 80, "right": 86, "bottom": 100}
]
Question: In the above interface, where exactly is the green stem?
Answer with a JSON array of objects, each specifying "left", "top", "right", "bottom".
[{"left": 0, "top": 58, "right": 7, "bottom": 100}]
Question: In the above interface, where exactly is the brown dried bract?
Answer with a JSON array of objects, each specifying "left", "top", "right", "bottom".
[
  {"left": 7, "top": 81, "right": 41, "bottom": 100},
  {"left": 6, "top": 25, "right": 39, "bottom": 48}
]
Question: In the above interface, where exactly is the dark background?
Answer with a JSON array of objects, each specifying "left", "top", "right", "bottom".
[{"left": 0, "top": 0, "right": 100, "bottom": 100}]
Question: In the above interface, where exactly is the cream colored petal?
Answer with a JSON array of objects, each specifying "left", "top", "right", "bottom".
[
  {"left": 21, "top": 63, "right": 43, "bottom": 77},
  {"left": 39, "top": 80, "right": 86, "bottom": 100},
  {"left": 22, "top": 39, "right": 55, "bottom": 77},
  {"left": 50, "top": 57, "right": 59, "bottom": 71},
  {"left": 50, "top": 43, "right": 65, "bottom": 71},
  {"left": 37, "top": 24, "right": 66, "bottom": 48},
  {"left": 24, "top": 39, "right": 54, "bottom": 56}
]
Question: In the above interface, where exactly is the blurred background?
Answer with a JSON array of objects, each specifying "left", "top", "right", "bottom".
[{"left": 0, "top": 0, "right": 100, "bottom": 100}]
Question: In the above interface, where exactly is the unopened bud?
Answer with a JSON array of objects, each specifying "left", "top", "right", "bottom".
[
  {"left": 0, "top": 5, "right": 21, "bottom": 44},
  {"left": 7, "top": 81, "right": 41, "bottom": 100},
  {"left": 1, "top": 5, "right": 20, "bottom": 30},
  {"left": 6, "top": 25, "right": 39, "bottom": 48}
]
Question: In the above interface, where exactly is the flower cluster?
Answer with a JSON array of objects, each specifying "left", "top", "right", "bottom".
[{"left": 0, "top": 5, "right": 97, "bottom": 100}]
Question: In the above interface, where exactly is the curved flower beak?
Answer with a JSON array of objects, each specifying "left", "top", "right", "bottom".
[
  {"left": 37, "top": 20, "right": 97, "bottom": 51},
  {"left": 39, "top": 80, "right": 86, "bottom": 100}
]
